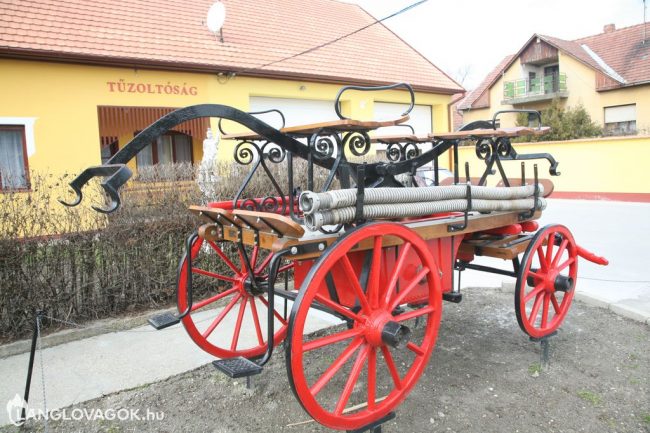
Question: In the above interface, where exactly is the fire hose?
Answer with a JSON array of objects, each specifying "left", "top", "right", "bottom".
[{"left": 300, "top": 184, "right": 546, "bottom": 231}]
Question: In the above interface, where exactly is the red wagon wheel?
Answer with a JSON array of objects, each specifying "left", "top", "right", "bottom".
[
  {"left": 515, "top": 224, "right": 578, "bottom": 339},
  {"left": 177, "top": 236, "right": 291, "bottom": 359},
  {"left": 286, "top": 222, "right": 442, "bottom": 431}
]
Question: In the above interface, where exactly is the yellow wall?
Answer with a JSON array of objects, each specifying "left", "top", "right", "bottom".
[
  {"left": 461, "top": 51, "right": 650, "bottom": 131},
  {"left": 0, "top": 58, "right": 453, "bottom": 178},
  {"left": 456, "top": 135, "right": 650, "bottom": 195}
]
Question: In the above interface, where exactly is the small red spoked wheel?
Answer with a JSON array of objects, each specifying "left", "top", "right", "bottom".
[
  {"left": 515, "top": 224, "right": 578, "bottom": 339},
  {"left": 177, "top": 236, "right": 292, "bottom": 359},
  {"left": 286, "top": 222, "right": 442, "bottom": 431}
]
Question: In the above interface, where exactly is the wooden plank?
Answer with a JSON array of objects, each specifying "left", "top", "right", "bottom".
[
  {"left": 459, "top": 234, "right": 533, "bottom": 260},
  {"left": 232, "top": 209, "right": 305, "bottom": 238},
  {"left": 280, "top": 115, "right": 410, "bottom": 135},
  {"left": 431, "top": 126, "right": 551, "bottom": 140},
  {"left": 370, "top": 134, "right": 431, "bottom": 144},
  {"left": 221, "top": 131, "right": 265, "bottom": 140}
]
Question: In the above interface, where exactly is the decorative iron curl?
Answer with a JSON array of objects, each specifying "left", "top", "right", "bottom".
[
  {"left": 475, "top": 139, "right": 493, "bottom": 161},
  {"left": 240, "top": 198, "right": 259, "bottom": 211},
  {"left": 261, "top": 196, "right": 281, "bottom": 213},
  {"left": 385, "top": 142, "right": 421, "bottom": 162},
  {"left": 234, "top": 141, "right": 261, "bottom": 165},
  {"left": 496, "top": 138, "right": 512, "bottom": 157},
  {"left": 343, "top": 131, "right": 371, "bottom": 157},
  {"left": 262, "top": 142, "right": 286, "bottom": 164},
  {"left": 310, "top": 135, "right": 336, "bottom": 161}
]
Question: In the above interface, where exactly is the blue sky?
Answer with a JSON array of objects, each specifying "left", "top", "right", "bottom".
[{"left": 345, "top": 0, "right": 645, "bottom": 90}]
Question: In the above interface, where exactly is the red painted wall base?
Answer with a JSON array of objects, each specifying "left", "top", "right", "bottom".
[{"left": 550, "top": 192, "right": 650, "bottom": 203}]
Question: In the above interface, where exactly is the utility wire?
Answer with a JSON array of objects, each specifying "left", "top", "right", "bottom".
[{"left": 228, "top": 0, "right": 429, "bottom": 77}]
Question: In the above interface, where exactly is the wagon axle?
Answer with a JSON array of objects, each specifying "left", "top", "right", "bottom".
[{"left": 526, "top": 269, "right": 575, "bottom": 293}]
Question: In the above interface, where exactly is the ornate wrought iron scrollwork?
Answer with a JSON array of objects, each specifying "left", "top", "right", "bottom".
[
  {"left": 343, "top": 131, "right": 371, "bottom": 157},
  {"left": 496, "top": 138, "right": 512, "bottom": 157},
  {"left": 386, "top": 142, "right": 421, "bottom": 162},
  {"left": 475, "top": 138, "right": 493, "bottom": 161},
  {"left": 232, "top": 140, "right": 289, "bottom": 214},
  {"left": 310, "top": 135, "right": 336, "bottom": 160}
]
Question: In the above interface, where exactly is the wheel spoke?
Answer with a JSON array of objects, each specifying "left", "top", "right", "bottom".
[
  {"left": 202, "top": 293, "right": 241, "bottom": 338},
  {"left": 552, "top": 238, "right": 568, "bottom": 268},
  {"left": 191, "top": 287, "right": 238, "bottom": 312},
  {"left": 550, "top": 293, "right": 561, "bottom": 315},
  {"left": 367, "top": 348, "right": 376, "bottom": 410},
  {"left": 278, "top": 263, "right": 294, "bottom": 274},
  {"left": 334, "top": 345, "right": 369, "bottom": 415},
  {"left": 536, "top": 246, "right": 548, "bottom": 272},
  {"left": 258, "top": 296, "right": 289, "bottom": 326},
  {"left": 254, "top": 252, "right": 274, "bottom": 274},
  {"left": 383, "top": 242, "right": 412, "bottom": 307},
  {"left": 230, "top": 297, "right": 248, "bottom": 351},
  {"left": 303, "top": 328, "right": 363, "bottom": 352},
  {"left": 381, "top": 346, "right": 403, "bottom": 390},
  {"left": 207, "top": 240, "right": 241, "bottom": 276},
  {"left": 338, "top": 256, "right": 371, "bottom": 314},
  {"left": 309, "top": 338, "right": 363, "bottom": 396},
  {"left": 524, "top": 283, "right": 545, "bottom": 303},
  {"left": 389, "top": 267, "right": 430, "bottom": 311},
  {"left": 249, "top": 297, "right": 265, "bottom": 346},
  {"left": 191, "top": 268, "right": 237, "bottom": 283},
  {"left": 393, "top": 305, "right": 434, "bottom": 322},
  {"left": 545, "top": 233, "right": 555, "bottom": 266},
  {"left": 528, "top": 292, "right": 544, "bottom": 327},
  {"left": 314, "top": 294, "right": 365, "bottom": 323},
  {"left": 557, "top": 257, "right": 575, "bottom": 272},
  {"left": 541, "top": 293, "right": 550, "bottom": 328},
  {"left": 406, "top": 341, "right": 425, "bottom": 357},
  {"left": 367, "top": 236, "right": 383, "bottom": 309}
]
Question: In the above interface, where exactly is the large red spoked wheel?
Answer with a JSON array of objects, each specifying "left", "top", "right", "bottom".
[
  {"left": 515, "top": 224, "right": 578, "bottom": 339},
  {"left": 177, "top": 236, "right": 292, "bottom": 359},
  {"left": 286, "top": 222, "right": 442, "bottom": 431}
]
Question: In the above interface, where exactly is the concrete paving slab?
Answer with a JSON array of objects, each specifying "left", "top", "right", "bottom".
[{"left": 0, "top": 300, "right": 339, "bottom": 426}]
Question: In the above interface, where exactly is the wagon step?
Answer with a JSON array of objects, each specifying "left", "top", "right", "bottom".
[
  {"left": 212, "top": 357, "right": 263, "bottom": 378},
  {"left": 147, "top": 312, "right": 180, "bottom": 330}
]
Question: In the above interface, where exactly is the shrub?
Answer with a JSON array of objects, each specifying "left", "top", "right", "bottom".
[{"left": 515, "top": 98, "right": 602, "bottom": 142}]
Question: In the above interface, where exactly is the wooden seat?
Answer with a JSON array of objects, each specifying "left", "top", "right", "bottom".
[
  {"left": 431, "top": 126, "right": 551, "bottom": 140},
  {"left": 189, "top": 206, "right": 304, "bottom": 238},
  {"left": 222, "top": 116, "right": 410, "bottom": 141},
  {"left": 459, "top": 233, "right": 535, "bottom": 260},
  {"left": 370, "top": 134, "right": 431, "bottom": 144}
]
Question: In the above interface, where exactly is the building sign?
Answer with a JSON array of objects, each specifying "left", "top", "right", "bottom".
[{"left": 106, "top": 79, "right": 198, "bottom": 96}]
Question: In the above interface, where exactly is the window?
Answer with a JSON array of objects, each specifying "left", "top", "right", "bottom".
[
  {"left": 100, "top": 140, "right": 119, "bottom": 164},
  {"left": 136, "top": 133, "right": 193, "bottom": 167},
  {"left": 0, "top": 126, "right": 29, "bottom": 190},
  {"left": 604, "top": 104, "right": 636, "bottom": 136}
]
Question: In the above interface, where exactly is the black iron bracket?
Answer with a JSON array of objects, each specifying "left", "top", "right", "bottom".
[{"left": 448, "top": 162, "right": 472, "bottom": 232}]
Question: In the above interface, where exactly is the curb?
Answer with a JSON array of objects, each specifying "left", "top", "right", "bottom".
[
  {"left": 498, "top": 281, "right": 650, "bottom": 325},
  {"left": 0, "top": 307, "right": 176, "bottom": 359}
]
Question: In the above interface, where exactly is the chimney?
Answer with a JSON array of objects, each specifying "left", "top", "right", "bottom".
[{"left": 604, "top": 23, "right": 616, "bottom": 33}]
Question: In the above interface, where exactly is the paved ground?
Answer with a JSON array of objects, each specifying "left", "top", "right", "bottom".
[
  {"left": 1, "top": 199, "right": 648, "bottom": 428},
  {"left": 4, "top": 289, "right": 649, "bottom": 433}
]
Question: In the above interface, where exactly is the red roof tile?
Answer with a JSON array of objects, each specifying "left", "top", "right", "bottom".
[{"left": 0, "top": 0, "right": 463, "bottom": 93}]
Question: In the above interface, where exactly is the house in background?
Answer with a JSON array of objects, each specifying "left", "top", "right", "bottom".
[
  {"left": 0, "top": 0, "right": 463, "bottom": 192},
  {"left": 458, "top": 23, "right": 650, "bottom": 134}
]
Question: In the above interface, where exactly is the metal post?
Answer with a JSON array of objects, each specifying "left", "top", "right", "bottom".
[
  {"left": 21, "top": 310, "right": 42, "bottom": 424},
  {"left": 540, "top": 338, "right": 550, "bottom": 370}
]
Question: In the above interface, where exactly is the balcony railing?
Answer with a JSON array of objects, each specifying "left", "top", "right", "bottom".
[{"left": 503, "top": 73, "right": 567, "bottom": 101}]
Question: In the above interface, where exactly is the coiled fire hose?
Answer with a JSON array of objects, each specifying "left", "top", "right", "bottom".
[{"left": 300, "top": 184, "right": 546, "bottom": 231}]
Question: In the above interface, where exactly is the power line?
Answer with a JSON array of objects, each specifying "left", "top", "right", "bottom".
[{"left": 228, "top": 0, "right": 429, "bottom": 77}]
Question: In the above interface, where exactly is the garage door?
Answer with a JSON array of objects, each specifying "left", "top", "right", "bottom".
[
  {"left": 373, "top": 102, "right": 432, "bottom": 135},
  {"left": 249, "top": 97, "right": 336, "bottom": 128}
]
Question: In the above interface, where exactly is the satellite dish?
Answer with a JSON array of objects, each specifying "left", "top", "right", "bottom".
[{"left": 206, "top": 1, "right": 226, "bottom": 33}]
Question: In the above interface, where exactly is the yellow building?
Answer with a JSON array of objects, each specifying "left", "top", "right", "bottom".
[
  {"left": 458, "top": 23, "right": 650, "bottom": 133},
  {"left": 0, "top": 0, "right": 463, "bottom": 191}
]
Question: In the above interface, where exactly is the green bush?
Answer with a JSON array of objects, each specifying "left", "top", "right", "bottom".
[{"left": 515, "top": 98, "right": 602, "bottom": 142}]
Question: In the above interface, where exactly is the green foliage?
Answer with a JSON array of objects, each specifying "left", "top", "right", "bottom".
[
  {"left": 577, "top": 390, "right": 602, "bottom": 405},
  {"left": 515, "top": 99, "right": 602, "bottom": 142}
]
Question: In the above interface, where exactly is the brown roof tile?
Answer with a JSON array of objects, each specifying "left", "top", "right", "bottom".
[{"left": 0, "top": 0, "right": 463, "bottom": 93}]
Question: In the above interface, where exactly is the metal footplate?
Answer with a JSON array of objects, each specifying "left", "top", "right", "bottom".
[
  {"left": 147, "top": 312, "right": 180, "bottom": 330},
  {"left": 212, "top": 357, "right": 263, "bottom": 378}
]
